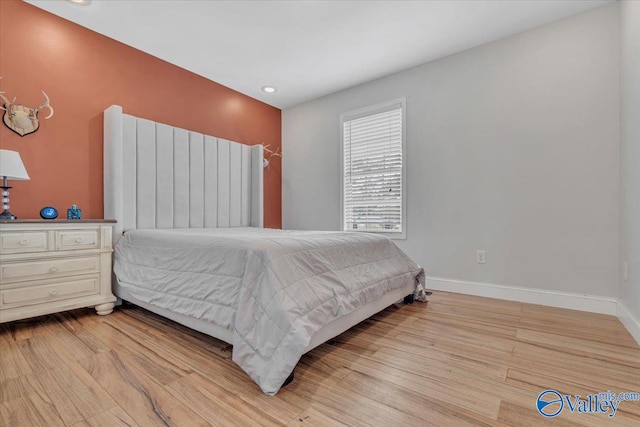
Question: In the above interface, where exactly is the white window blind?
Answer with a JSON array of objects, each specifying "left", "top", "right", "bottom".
[{"left": 342, "top": 99, "right": 405, "bottom": 237}]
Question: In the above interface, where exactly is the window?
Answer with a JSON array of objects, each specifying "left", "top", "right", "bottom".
[{"left": 341, "top": 98, "right": 406, "bottom": 239}]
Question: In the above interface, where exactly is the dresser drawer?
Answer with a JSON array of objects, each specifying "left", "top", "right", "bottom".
[
  {"left": 0, "top": 231, "right": 48, "bottom": 254},
  {"left": 56, "top": 230, "right": 100, "bottom": 251},
  {"left": 1, "top": 277, "right": 99, "bottom": 307},
  {"left": 1, "top": 256, "right": 100, "bottom": 284}
]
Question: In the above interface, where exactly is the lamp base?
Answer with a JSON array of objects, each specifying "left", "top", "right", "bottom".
[{"left": 0, "top": 209, "right": 17, "bottom": 220}]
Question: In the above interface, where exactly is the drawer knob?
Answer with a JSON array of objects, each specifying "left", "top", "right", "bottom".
[
  {"left": 75, "top": 237, "right": 83, "bottom": 243},
  {"left": 19, "top": 239, "right": 29, "bottom": 245},
  {"left": 49, "top": 266, "right": 58, "bottom": 273},
  {"left": 50, "top": 289, "right": 58, "bottom": 296}
]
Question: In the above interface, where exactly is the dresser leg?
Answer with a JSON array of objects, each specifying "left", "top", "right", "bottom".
[{"left": 95, "top": 302, "right": 115, "bottom": 316}]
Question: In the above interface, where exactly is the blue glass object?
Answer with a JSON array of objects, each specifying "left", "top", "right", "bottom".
[
  {"left": 67, "top": 204, "right": 82, "bottom": 220},
  {"left": 40, "top": 206, "right": 58, "bottom": 219}
]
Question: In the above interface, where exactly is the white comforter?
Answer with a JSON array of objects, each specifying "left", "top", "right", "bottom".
[{"left": 114, "top": 227, "right": 424, "bottom": 395}]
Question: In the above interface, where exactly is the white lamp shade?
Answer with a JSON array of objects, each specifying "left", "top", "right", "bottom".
[{"left": 0, "top": 150, "right": 30, "bottom": 180}]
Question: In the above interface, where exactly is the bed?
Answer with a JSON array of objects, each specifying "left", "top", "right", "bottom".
[{"left": 103, "top": 105, "right": 426, "bottom": 395}]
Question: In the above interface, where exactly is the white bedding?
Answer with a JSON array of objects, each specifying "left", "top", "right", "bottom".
[{"left": 113, "top": 227, "right": 424, "bottom": 395}]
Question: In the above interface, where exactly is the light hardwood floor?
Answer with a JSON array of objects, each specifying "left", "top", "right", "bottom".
[{"left": 1, "top": 291, "right": 639, "bottom": 426}]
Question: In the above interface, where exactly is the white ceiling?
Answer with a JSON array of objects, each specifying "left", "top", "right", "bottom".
[{"left": 27, "top": 0, "right": 613, "bottom": 109}]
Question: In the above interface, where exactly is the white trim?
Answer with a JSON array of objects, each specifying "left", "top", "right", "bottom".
[
  {"left": 426, "top": 276, "right": 618, "bottom": 315},
  {"left": 617, "top": 301, "right": 640, "bottom": 345}
]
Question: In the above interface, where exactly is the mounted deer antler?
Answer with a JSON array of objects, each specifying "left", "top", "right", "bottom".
[
  {"left": 34, "top": 91, "right": 54, "bottom": 120},
  {"left": 0, "top": 93, "right": 12, "bottom": 110},
  {"left": 262, "top": 144, "right": 282, "bottom": 157},
  {"left": 261, "top": 143, "right": 283, "bottom": 169},
  {"left": 0, "top": 77, "right": 54, "bottom": 137}
]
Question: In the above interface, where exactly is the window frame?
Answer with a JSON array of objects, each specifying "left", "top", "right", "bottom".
[{"left": 340, "top": 97, "right": 407, "bottom": 240}]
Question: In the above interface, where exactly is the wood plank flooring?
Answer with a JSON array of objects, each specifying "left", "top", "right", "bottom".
[{"left": 1, "top": 291, "right": 638, "bottom": 426}]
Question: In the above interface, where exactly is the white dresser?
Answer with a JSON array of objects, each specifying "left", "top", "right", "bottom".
[{"left": 0, "top": 220, "right": 116, "bottom": 323}]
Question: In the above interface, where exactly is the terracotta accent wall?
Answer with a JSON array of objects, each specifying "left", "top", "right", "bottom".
[{"left": 0, "top": 0, "right": 281, "bottom": 227}]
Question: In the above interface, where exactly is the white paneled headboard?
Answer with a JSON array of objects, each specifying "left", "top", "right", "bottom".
[{"left": 103, "top": 105, "right": 263, "bottom": 243}]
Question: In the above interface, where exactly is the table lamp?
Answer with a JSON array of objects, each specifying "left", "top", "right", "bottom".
[{"left": 0, "top": 149, "right": 30, "bottom": 220}]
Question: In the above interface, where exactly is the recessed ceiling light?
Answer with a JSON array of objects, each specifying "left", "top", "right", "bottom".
[
  {"left": 68, "top": 0, "right": 91, "bottom": 5},
  {"left": 261, "top": 86, "right": 277, "bottom": 93}
]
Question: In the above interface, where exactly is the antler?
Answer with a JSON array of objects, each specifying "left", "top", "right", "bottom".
[
  {"left": 35, "top": 91, "right": 54, "bottom": 119},
  {"left": 262, "top": 144, "right": 283, "bottom": 157},
  {"left": 0, "top": 92, "right": 8, "bottom": 111},
  {"left": 0, "top": 76, "right": 6, "bottom": 111}
]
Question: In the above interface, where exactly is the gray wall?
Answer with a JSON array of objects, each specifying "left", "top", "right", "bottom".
[
  {"left": 283, "top": 4, "right": 620, "bottom": 297},
  {"left": 620, "top": 0, "right": 640, "bottom": 317}
]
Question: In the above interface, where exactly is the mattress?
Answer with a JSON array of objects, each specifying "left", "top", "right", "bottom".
[{"left": 113, "top": 227, "right": 424, "bottom": 394}]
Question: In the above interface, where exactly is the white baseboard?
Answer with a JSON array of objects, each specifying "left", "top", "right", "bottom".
[
  {"left": 426, "top": 277, "right": 640, "bottom": 345},
  {"left": 617, "top": 301, "right": 640, "bottom": 345},
  {"left": 426, "top": 276, "right": 618, "bottom": 315}
]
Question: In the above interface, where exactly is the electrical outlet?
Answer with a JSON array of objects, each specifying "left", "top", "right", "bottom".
[
  {"left": 476, "top": 250, "right": 486, "bottom": 264},
  {"left": 623, "top": 262, "right": 628, "bottom": 281}
]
